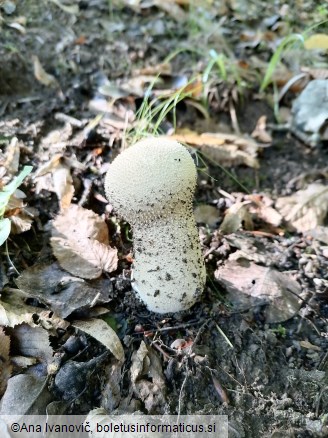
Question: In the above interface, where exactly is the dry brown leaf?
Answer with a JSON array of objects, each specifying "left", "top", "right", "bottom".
[
  {"left": 299, "top": 340, "right": 321, "bottom": 351},
  {"left": 152, "top": 0, "right": 187, "bottom": 21},
  {"left": 0, "top": 289, "right": 38, "bottom": 328},
  {"left": 276, "top": 183, "right": 328, "bottom": 232},
  {"left": 130, "top": 341, "right": 166, "bottom": 412},
  {"left": 251, "top": 115, "right": 272, "bottom": 144},
  {"left": 133, "top": 62, "right": 171, "bottom": 76},
  {"left": 0, "top": 327, "right": 12, "bottom": 397},
  {"left": 5, "top": 190, "right": 38, "bottom": 234},
  {"left": 72, "top": 319, "right": 124, "bottom": 362},
  {"left": 51, "top": 205, "right": 118, "bottom": 279},
  {"left": 49, "top": 0, "right": 79, "bottom": 14},
  {"left": 246, "top": 194, "right": 282, "bottom": 227},
  {"left": 304, "top": 33, "right": 328, "bottom": 50},
  {"left": 164, "top": 130, "right": 259, "bottom": 168},
  {"left": 52, "top": 163, "right": 74, "bottom": 209},
  {"left": 220, "top": 201, "right": 253, "bottom": 234},
  {"left": 301, "top": 67, "right": 328, "bottom": 80},
  {"left": 0, "top": 137, "right": 20, "bottom": 177},
  {"left": 194, "top": 205, "right": 220, "bottom": 227},
  {"left": 34, "top": 155, "right": 75, "bottom": 208},
  {"left": 215, "top": 258, "right": 301, "bottom": 323},
  {"left": 32, "top": 55, "right": 57, "bottom": 87}
]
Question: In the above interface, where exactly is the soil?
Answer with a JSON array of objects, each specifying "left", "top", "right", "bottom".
[{"left": 1, "top": 1, "right": 327, "bottom": 437}]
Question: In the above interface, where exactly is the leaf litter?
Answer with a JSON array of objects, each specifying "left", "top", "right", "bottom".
[{"left": 51, "top": 204, "right": 118, "bottom": 279}]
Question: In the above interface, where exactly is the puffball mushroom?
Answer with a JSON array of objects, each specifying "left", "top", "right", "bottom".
[{"left": 105, "top": 138, "right": 206, "bottom": 313}]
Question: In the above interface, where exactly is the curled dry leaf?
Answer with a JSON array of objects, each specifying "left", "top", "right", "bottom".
[
  {"left": 72, "top": 319, "right": 124, "bottom": 362},
  {"left": 251, "top": 115, "right": 272, "bottom": 144},
  {"left": 220, "top": 201, "right": 253, "bottom": 234},
  {"left": 32, "top": 55, "right": 57, "bottom": 87},
  {"left": 276, "top": 183, "right": 328, "bottom": 232},
  {"left": 34, "top": 155, "right": 75, "bottom": 209},
  {"left": 215, "top": 258, "right": 301, "bottom": 323},
  {"left": 52, "top": 163, "right": 74, "bottom": 209},
  {"left": 164, "top": 129, "right": 259, "bottom": 168},
  {"left": 5, "top": 190, "right": 38, "bottom": 234},
  {"left": 130, "top": 341, "right": 166, "bottom": 413},
  {"left": 51, "top": 204, "right": 118, "bottom": 279}
]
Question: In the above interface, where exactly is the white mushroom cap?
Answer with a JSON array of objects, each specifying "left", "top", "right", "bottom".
[
  {"left": 105, "top": 138, "right": 197, "bottom": 225},
  {"left": 105, "top": 138, "right": 206, "bottom": 313}
]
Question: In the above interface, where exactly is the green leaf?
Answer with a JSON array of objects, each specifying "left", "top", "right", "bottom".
[
  {"left": 0, "top": 218, "right": 11, "bottom": 246},
  {"left": 0, "top": 166, "right": 33, "bottom": 217}
]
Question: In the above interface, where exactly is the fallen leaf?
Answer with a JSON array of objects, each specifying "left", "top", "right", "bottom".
[
  {"left": 130, "top": 341, "right": 166, "bottom": 413},
  {"left": 7, "top": 22, "right": 26, "bottom": 34},
  {"left": 54, "top": 352, "right": 109, "bottom": 400},
  {"left": 72, "top": 319, "right": 124, "bottom": 362},
  {"left": 276, "top": 183, "right": 328, "bottom": 232},
  {"left": 52, "top": 163, "right": 74, "bottom": 209},
  {"left": 0, "top": 288, "right": 38, "bottom": 327},
  {"left": 0, "top": 374, "right": 51, "bottom": 416},
  {"left": 194, "top": 205, "right": 220, "bottom": 227},
  {"left": 0, "top": 136, "right": 20, "bottom": 176},
  {"left": 16, "top": 262, "right": 113, "bottom": 318},
  {"left": 9, "top": 324, "right": 53, "bottom": 376},
  {"left": 247, "top": 194, "right": 282, "bottom": 227},
  {"left": 152, "top": 0, "right": 187, "bottom": 21},
  {"left": 225, "top": 233, "right": 273, "bottom": 265},
  {"left": 308, "top": 226, "right": 328, "bottom": 244},
  {"left": 0, "top": 328, "right": 12, "bottom": 397},
  {"left": 215, "top": 258, "right": 301, "bottom": 323},
  {"left": 164, "top": 130, "right": 259, "bottom": 168},
  {"left": 51, "top": 205, "right": 118, "bottom": 279},
  {"left": 299, "top": 340, "right": 321, "bottom": 351},
  {"left": 49, "top": 0, "right": 79, "bottom": 15},
  {"left": 304, "top": 33, "right": 328, "bottom": 50},
  {"left": 100, "top": 361, "right": 122, "bottom": 411},
  {"left": 32, "top": 55, "right": 57, "bottom": 87},
  {"left": 220, "top": 201, "right": 253, "bottom": 234},
  {"left": 251, "top": 115, "right": 272, "bottom": 144},
  {"left": 5, "top": 190, "right": 38, "bottom": 234},
  {"left": 133, "top": 62, "right": 171, "bottom": 76},
  {"left": 301, "top": 67, "right": 328, "bottom": 80}
]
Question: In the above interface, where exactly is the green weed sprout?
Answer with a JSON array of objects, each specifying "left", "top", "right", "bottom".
[
  {"left": 0, "top": 166, "right": 33, "bottom": 246},
  {"left": 260, "top": 33, "right": 304, "bottom": 92},
  {"left": 129, "top": 78, "right": 198, "bottom": 144}
]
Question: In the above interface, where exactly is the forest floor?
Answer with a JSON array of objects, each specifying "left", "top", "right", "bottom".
[{"left": 0, "top": 1, "right": 328, "bottom": 437}]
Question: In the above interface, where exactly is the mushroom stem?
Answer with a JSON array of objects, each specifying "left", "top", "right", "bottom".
[{"left": 132, "top": 213, "right": 205, "bottom": 313}]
